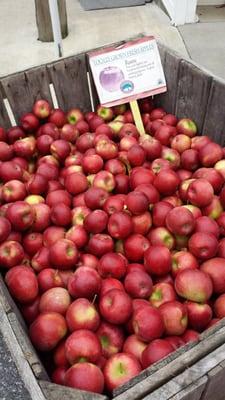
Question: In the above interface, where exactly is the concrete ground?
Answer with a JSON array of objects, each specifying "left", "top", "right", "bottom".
[
  {"left": 0, "top": 0, "right": 187, "bottom": 77},
  {"left": 0, "top": 1, "right": 224, "bottom": 80},
  {"left": 179, "top": 5, "right": 225, "bottom": 80}
]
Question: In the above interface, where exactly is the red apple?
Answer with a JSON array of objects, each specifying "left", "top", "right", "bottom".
[
  {"left": 66, "top": 108, "right": 84, "bottom": 125},
  {"left": 123, "top": 334, "right": 147, "bottom": 362},
  {"left": 39, "top": 287, "right": 71, "bottom": 315},
  {"left": 124, "top": 234, "right": 150, "bottom": 262},
  {"left": 65, "top": 225, "right": 88, "bottom": 249},
  {"left": 65, "top": 362, "right": 104, "bottom": 394},
  {"left": 103, "top": 352, "right": 141, "bottom": 392},
  {"left": 23, "top": 232, "right": 43, "bottom": 256},
  {"left": 194, "top": 216, "right": 219, "bottom": 238},
  {"left": 0, "top": 141, "right": 13, "bottom": 161},
  {"left": 88, "top": 233, "right": 114, "bottom": 257},
  {"left": 200, "top": 258, "right": 225, "bottom": 294},
  {"left": 99, "top": 289, "right": 132, "bottom": 324},
  {"left": 66, "top": 298, "right": 100, "bottom": 332},
  {"left": 0, "top": 161, "right": 23, "bottom": 182},
  {"left": 32, "top": 99, "right": 51, "bottom": 119},
  {"left": 152, "top": 201, "right": 173, "bottom": 227},
  {"left": 202, "top": 195, "right": 223, "bottom": 220},
  {"left": 144, "top": 245, "right": 171, "bottom": 276},
  {"left": 0, "top": 240, "right": 24, "bottom": 269},
  {"left": 129, "top": 168, "right": 154, "bottom": 189},
  {"left": 182, "top": 329, "right": 199, "bottom": 343},
  {"left": 93, "top": 171, "right": 116, "bottom": 192},
  {"left": 132, "top": 211, "right": 152, "bottom": 235},
  {"left": 188, "top": 232, "right": 218, "bottom": 260},
  {"left": 149, "top": 282, "right": 177, "bottom": 308},
  {"left": 148, "top": 227, "right": 175, "bottom": 250},
  {"left": 186, "top": 301, "right": 212, "bottom": 331},
  {"left": 153, "top": 169, "right": 180, "bottom": 196},
  {"left": 5, "top": 265, "right": 38, "bottom": 303},
  {"left": 180, "top": 149, "right": 199, "bottom": 171},
  {"left": 188, "top": 179, "right": 214, "bottom": 208},
  {"left": 159, "top": 301, "right": 188, "bottom": 335},
  {"left": 119, "top": 123, "right": 139, "bottom": 139},
  {"left": 84, "top": 209, "right": 108, "bottom": 233},
  {"left": 100, "top": 277, "right": 124, "bottom": 297},
  {"left": 124, "top": 270, "right": 153, "bottom": 299},
  {"left": 199, "top": 142, "right": 223, "bottom": 167},
  {"left": 68, "top": 266, "right": 101, "bottom": 299},
  {"left": 6, "top": 201, "right": 34, "bottom": 231},
  {"left": 171, "top": 251, "right": 199, "bottom": 277},
  {"left": 31, "top": 246, "right": 51, "bottom": 272},
  {"left": 126, "top": 191, "right": 149, "bottom": 215},
  {"left": 20, "top": 113, "right": 39, "bottom": 132},
  {"left": 132, "top": 306, "right": 164, "bottom": 342},
  {"left": 29, "top": 312, "right": 67, "bottom": 351},
  {"left": 154, "top": 125, "right": 176, "bottom": 146},
  {"left": 177, "top": 118, "right": 197, "bottom": 137},
  {"left": 60, "top": 124, "right": 79, "bottom": 143},
  {"left": 166, "top": 206, "right": 195, "bottom": 236},
  {"left": 171, "top": 134, "right": 191, "bottom": 153},
  {"left": 98, "top": 252, "right": 127, "bottom": 279},
  {"left": 49, "top": 239, "right": 78, "bottom": 270},
  {"left": 84, "top": 186, "right": 109, "bottom": 209},
  {"left": 214, "top": 294, "right": 225, "bottom": 318},
  {"left": 0, "top": 216, "right": 11, "bottom": 243},
  {"left": 37, "top": 268, "right": 65, "bottom": 292},
  {"left": 97, "top": 321, "right": 124, "bottom": 358},
  {"left": 141, "top": 339, "right": 173, "bottom": 368},
  {"left": 175, "top": 269, "right": 213, "bottom": 302},
  {"left": 65, "top": 329, "right": 101, "bottom": 364},
  {"left": 191, "top": 136, "right": 211, "bottom": 152}
]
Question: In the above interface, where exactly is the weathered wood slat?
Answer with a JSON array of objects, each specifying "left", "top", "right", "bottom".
[
  {"left": 7, "top": 312, "right": 48, "bottom": 380},
  {"left": 1, "top": 72, "right": 34, "bottom": 123},
  {"left": 0, "top": 86, "right": 12, "bottom": 129},
  {"left": 114, "top": 322, "right": 225, "bottom": 400},
  {"left": 0, "top": 299, "right": 46, "bottom": 400},
  {"left": 201, "top": 361, "right": 225, "bottom": 400},
  {"left": 154, "top": 46, "right": 181, "bottom": 114},
  {"left": 25, "top": 65, "right": 53, "bottom": 106},
  {"left": 175, "top": 60, "right": 212, "bottom": 133},
  {"left": 169, "top": 377, "right": 207, "bottom": 400},
  {"left": 141, "top": 341, "right": 225, "bottom": 400},
  {"left": 47, "top": 55, "right": 91, "bottom": 112},
  {"left": 202, "top": 77, "right": 225, "bottom": 144},
  {"left": 39, "top": 381, "right": 108, "bottom": 400}
]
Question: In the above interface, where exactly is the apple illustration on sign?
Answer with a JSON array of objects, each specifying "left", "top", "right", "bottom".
[{"left": 99, "top": 67, "right": 124, "bottom": 92}]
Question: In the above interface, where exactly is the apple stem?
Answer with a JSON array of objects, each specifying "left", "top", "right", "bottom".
[{"left": 92, "top": 294, "right": 97, "bottom": 304}]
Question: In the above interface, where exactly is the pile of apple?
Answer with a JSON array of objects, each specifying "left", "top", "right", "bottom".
[{"left": 1, "top": 97, "right": 225, "bottom": 395}]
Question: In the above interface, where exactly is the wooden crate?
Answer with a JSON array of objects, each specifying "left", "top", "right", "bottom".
[{"left": 1, "top": 39, "right": 225, "bottom": 400}]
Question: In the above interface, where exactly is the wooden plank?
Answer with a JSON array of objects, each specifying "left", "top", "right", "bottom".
[
  {"left": 154, "top": 46, "right": 182, "bottom": 114},
  {"left": 7, "top": 312, "right": 48, "bottom": 380},
  {"left": 0, "top": 85, "right": 12, "bottom": 129},
  {"left": 202, "top": 77, "right": 225, "bottom": 145},
  {"left": 200, "top": 362, "right": 225, "bottom": 400},
  {"left": 175, "top": 60, "right": 212, "bottom": 133},
  {"left": 39, "top": 381, "right": 108, "bottom": 400},
  {"left": 169, "top": 377, "right": 207, "bottom": 400},
  {"left": 35, "top": 0, "right": 68, "bottom": 42},
  {"left": 1, "top": 72, "right": 34, "bottom": 123},
  {"left": 114, "top": 323, "right": 225, "bottom": 400},
  {"left": 25, "top": 65, "right": 53, "bottom": 106},
  {"left": 154, "top": 41, "right": 167, "bottom": 109},
  {"left": 0, "top": 299, "right": 46, "bottom": 400},
  {"left": 141, "top": 342, "right": 225, "bottom": 400},
  {"left": 47, "top": 55, "right": 91, "bottom": 112}
]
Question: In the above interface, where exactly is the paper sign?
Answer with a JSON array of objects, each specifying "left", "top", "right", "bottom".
[{"left": 88, "top": 36, "right": 167, "bottom": 107}]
